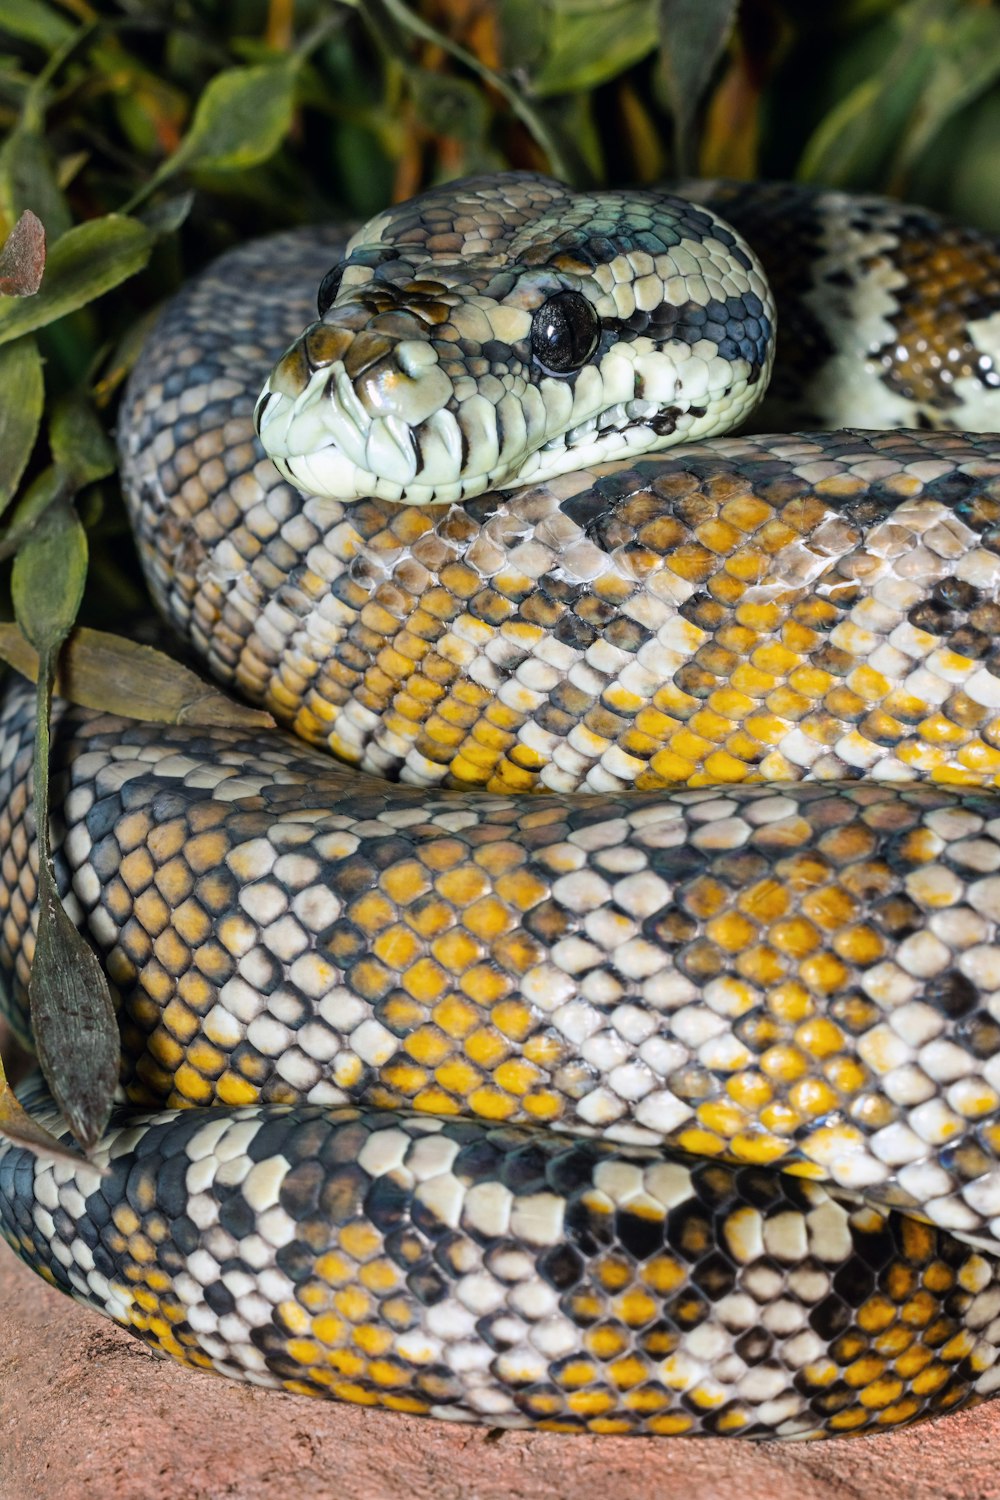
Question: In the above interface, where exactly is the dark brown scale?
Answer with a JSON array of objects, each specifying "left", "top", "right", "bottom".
[
  {"left": 684, "top": 179, "right": 1000, "bottom": 432},
  {"left": 875, "top": 231, "right": 1000, "bottom": 409}
]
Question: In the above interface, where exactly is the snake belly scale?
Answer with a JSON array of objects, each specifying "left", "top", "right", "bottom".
[{"left": 4, "top": 174, "right": 1000, "bottom": 1439}]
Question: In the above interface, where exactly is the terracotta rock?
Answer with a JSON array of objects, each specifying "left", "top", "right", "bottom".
[{"left": 3, "top": 1028, "right": 1000, "bottom": 1499}]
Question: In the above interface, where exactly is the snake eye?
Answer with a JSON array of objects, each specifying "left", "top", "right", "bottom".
[
  {"left": 530, "top": 290, "right": 600, "bottom": 376},
  {"left": 317, "top": 265, "right": 345, "bottom": 318}
]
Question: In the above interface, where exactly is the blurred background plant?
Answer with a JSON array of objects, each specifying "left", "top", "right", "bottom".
[
  {"left": 0, "top": 0, "right": 998, "bottom": 631},
  {"left": 0, "top": 0, "right": 999, "bottom": 1146}
]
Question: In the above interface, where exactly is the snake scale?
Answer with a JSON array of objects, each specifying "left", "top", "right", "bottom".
[{"left": 3, "top": 174, "right": 1000, "bottom": 1439}]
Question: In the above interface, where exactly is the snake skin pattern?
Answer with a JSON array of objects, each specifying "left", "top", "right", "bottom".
[
  {"left": 4, "top": 176, "right": 1000, "bottom": 1439},
  {"left": 682, "top": 181, "right": 1000, "bottom": 435}
]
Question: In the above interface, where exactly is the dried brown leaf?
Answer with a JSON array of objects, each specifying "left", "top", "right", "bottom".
[
  {"left": 0, "top": 209, "right": 45, "bottom": 297},
  {"left": 0, "top": 1061, "right": 103, "bottom": 1172},
  {"left": 0, "top": 621, "right": 276, "bottom": 730}
]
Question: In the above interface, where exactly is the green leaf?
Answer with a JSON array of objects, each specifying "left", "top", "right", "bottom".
[
  {"left": 0, "top": 464, "right": 67, "bottom": 563},
  {"left": 175, "top": 59, "right": 299, "bottom": 173},
  {"left": 0, "top": 213, "right": 152, "bottom": 346},
  {"left": 137, "top": 190, "right": 195, "bottom": 238},
  {"left": 658, "top": 0, "right": 739, "bottom": 172},
  {"left": 11, "top": 498, "right": 87, "bottom": 651},
  {"left": 890, "top": 9, "right": 1000, "bottom": 180},
  {"left": 0, "top": 336, "right": 43, "bottom": 516},
  {"left": 409, "top": 70, "right": 489, "bottom": 143},
  {"left": 12, "top": 503, "right": 118, "bottom": 1152},
  {"left": 49, "top": 392, "right": 115, "bottom": 488},
  {"left": 798, "top": 0, "right": 959, "bottom": 189},
  {"left": 0, "top": 0, "right": 76, "bottom": 51},
  {"left": 495, "top": 0, "right": 549, "bottom": 75},
  {"left": 530, "top": 0, "right": 659, "bottom": 96},
  {"left": 0, "top": 125, "right": 71, "bottom": 240},
  {"left": 92, "top": 305, "right": 161, "bottom": 407}
]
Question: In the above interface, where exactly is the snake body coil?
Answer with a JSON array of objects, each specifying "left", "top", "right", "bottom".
[{"left": 4, "top": 175, "right": 1000, "bottom": 1438}]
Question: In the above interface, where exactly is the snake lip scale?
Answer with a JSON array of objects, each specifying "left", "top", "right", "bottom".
[{"left": 4, "top": 173, "right": 1000, "bottom": 1439}]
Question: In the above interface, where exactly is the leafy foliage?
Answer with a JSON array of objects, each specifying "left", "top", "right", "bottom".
[
  {"left": 0, "top": 0, "right": 997, "bottom": 1145},
  {"left": 0, "top": 0, "right": 997, "bottom": 625}
]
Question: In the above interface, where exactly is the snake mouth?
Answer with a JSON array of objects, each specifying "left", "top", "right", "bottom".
[
  {"left": 256, "top": 377, "right": 421, "bottom": 506},
  {"left": 255, "top": 332, "right": 772, "bottom": 509},
  {"left": 254, "top": 341, "right": 449, "bottom": 506}
]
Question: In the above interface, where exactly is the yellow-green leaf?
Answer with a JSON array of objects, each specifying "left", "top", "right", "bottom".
[
  {"left": 0, "top": 464, "right": 67, "bottom": 563},
  {"left": 176, "top": 60, "right": 299, "bottom": 173},
  {"left": 0, "top": 622, "right": 277, "bottom": 730},
  {"left": 891, "top": 9, "right": 1000, "bottom": 179},
  {"left": 0, "top": 214, "right": 152, "bottom": 347},
  {"left": 797, "top": 0, "right": 952, "bottom": 189},
  {"left": 0, "top": 126, "right": 72, "bottom": 240},
  {"left": 92, "top": 305, "right": 161, "bottom": 407},
  {"left": 0, "top": 0, "right": 76, "bottom": 51},
  {"left": 530, "top": 0, "right": 659, "bottom": 96},
  {"left": 49, "top": 391, "right": 115, "bottom": 488},
  {"left": 11, "top": 501, "right": 88, "bottom": 653},
  {"left": 0, "top": 337, "right": 43, "bottom": 517},
  {"left": 138, "top": 191, "right": 195, "bottom": 238}
]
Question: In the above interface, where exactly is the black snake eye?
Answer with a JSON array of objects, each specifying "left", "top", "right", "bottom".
[
  {"left": 317, "top": 264, "right": 345, "bottom": 318},
  {"left": 530, "top": 290, "right": 600, "bottom": 376}
]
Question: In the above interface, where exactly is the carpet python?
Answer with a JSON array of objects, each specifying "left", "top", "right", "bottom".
[{"left": 3, "top": 173, "right": 1000, "bottom": 1439}]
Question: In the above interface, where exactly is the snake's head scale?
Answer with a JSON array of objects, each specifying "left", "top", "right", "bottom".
[{"left": 254, "top": 172, "right": 776, "bottom": 507}]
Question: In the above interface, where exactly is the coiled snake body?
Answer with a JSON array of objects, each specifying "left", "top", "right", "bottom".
[{"left": 4, "top": 175, "right": 1000, "bottom": 1438}]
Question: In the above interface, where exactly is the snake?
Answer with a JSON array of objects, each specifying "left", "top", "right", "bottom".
[{"left": 3, "top": 173, "right": 1000, "bottom": 1440}]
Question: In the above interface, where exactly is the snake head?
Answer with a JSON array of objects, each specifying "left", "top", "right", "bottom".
[{"left": 254, "top": 172, "right": 776, "bottom": 507}]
